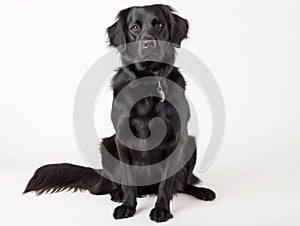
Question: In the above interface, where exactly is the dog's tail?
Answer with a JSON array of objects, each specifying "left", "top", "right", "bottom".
[{"left": 23, "top": 163, "right": 103, "bottom": 195}]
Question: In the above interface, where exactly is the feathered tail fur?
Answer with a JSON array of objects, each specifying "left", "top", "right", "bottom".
[{"left": 23, "top": 163, "right": 102, "bottom": 195}]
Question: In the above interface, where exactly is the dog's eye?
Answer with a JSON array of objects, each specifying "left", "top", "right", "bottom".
[
  {"left": 131, "top": 25, "right": 141, "bottom": 32},
  {"left": 155, "top": 23, "right": 163, "bottom": 29}
]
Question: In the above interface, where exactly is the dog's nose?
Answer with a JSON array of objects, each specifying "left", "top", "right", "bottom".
[{"left": 142, "top": 39, "right": 157, "bottom": 49}]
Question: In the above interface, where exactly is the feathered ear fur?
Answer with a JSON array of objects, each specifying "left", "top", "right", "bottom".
[
  {"left": 170, "top": 13, "right": 189, "bottom": 47},
  {"left": 106, "top": 9, "right": 129, "bottom": 52},
  {"left": 159, "top": 4, "right": 189, "bottom": 47}
]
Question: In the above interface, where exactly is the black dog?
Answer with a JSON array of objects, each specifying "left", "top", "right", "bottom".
[{"left": 24, "top": 4, "right": 216, "bottom": 223}]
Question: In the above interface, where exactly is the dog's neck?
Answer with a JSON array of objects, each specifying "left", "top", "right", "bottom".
[
  {"left": 122, "top": 63, "right": 174, "bottom": 79},
  {"left": 121, "top": 64, "right": 170, "bottom": 102}
]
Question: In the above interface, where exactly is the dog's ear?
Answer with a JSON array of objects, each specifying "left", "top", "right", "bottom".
[
  {"left": 159, "top": 4, "right": 189, "bottom": 48},
  {"left": 170, "top": 13, "right": 189, "bottom": 47},
  {"left": 107, "top": 10, "right": 128, "bottom": 52}
]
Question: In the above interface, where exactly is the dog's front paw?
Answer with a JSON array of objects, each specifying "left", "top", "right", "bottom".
[
  {"left": 113, "top": 205, "right": 136, "bottom": 219},
  {"left": 149, "top": 207, "right": 173, "bottom": 223},
  {"left": 195, "top": 188, "right": 216, "bottom": 201}
]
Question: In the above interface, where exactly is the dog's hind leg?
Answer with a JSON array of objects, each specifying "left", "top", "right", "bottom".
[
  {"left": 88, "top": 175, "right": 123, "bottom": 202},
  {"left": 88, "top": 174, "right": 118, "bottom": 195},
  {"left": 180, "top": 136, "right": 216, "bottom": 201}
]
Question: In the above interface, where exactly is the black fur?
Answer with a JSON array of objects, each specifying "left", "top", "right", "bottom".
[
  {"left": 24, "top": 164, "right": 102, "bottom": 195},
  {"left": 24, "top": 4, "right": 216, "bottom": 223}
]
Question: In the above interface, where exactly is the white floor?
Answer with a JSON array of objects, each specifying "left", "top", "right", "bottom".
[{"left": 2, "top": 144, "right": 300, "bottom": 226}]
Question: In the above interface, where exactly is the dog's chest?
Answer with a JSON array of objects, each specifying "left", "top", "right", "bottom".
[{"left": 129, "top": 97, "right": 178, "bottom": 137}]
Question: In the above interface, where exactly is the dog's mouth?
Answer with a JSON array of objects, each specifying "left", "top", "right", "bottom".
[{"left": 140, "top": 54, "right": 162, "bottom": 62}]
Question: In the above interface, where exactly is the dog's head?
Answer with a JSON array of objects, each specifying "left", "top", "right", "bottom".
[{"left": 107, "top": 4, "right": 189, "bottom": 69}]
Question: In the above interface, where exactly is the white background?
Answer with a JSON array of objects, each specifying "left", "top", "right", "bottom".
[{"left": 1, "top": 0, "right": 300, "bottom": 225}]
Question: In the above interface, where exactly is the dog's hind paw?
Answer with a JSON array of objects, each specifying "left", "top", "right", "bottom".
[
  {"left": 110, "top": 190, "right": 124, "bottom": 203},
  {"left": 194, "top": 187, "right": 216, "bottom": 201}
]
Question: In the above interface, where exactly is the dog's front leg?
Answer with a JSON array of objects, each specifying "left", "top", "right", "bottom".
[
  {"left": 150, "top": 176, "right": 174, "bottom": 222},
  {"left": 113, "top": 141, "right": 137, "bottom": 219}
]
